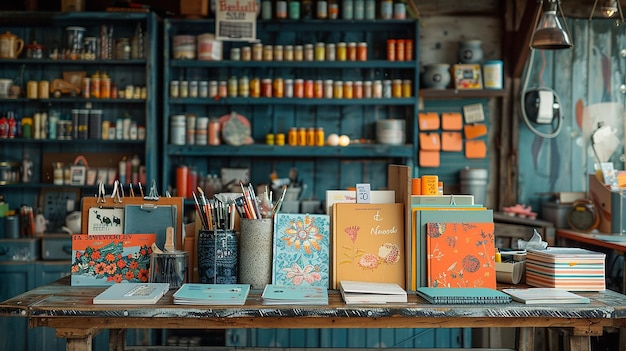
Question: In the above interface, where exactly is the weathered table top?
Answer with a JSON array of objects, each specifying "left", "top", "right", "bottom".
[{"left": 1, "top": 277, "right": 625, "bottom": 333}]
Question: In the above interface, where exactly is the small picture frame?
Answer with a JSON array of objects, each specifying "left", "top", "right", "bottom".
[{"left": 453, "top": 64, "right": 483, "bottom": 89}]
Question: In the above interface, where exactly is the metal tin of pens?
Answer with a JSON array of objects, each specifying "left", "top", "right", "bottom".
[
  {"left": 198, "top": 229, "right": 238, "bottom": 284},
  {"left": 149, "top": 251, "right": 189, "bottom": 289}
]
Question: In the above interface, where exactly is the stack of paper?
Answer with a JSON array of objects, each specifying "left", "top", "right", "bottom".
[
  {"left": 416, "top": 287, "right": 511, "bottom": 304},
  {"left": 502, "top": 287, "right": 590, "bottom": 304},
  {"left": 173, "top": 284, "right": 250, "bottom": 305},
  {"left": 525, "top": 248, "right": 606, "bottom": 291},
  {"left": 261, "top": 284, "right": 328, "bottom": 305},
  {"left": 93, "top": 283, "right": 170, "bottom": 305},
  {"left": 339, "top": 281, "right": 407, "bottom": 304}
]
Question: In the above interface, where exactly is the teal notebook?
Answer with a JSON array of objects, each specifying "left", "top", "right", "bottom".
[
  {"left": 416, "top": 287, "right": 511, "bottom": 304},
  {"left": 173, "top": 283, "right": 250, "bottom": 305},
  {"left": 261, "top": 284, "right": 328, "bottom": 305}
]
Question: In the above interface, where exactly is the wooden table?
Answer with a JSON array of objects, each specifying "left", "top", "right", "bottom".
[
  {"left": 1, "top": 277, "right": 625, "bottom": 351},
  {"left": 556, "top": 229, "right": 626, "bottom": 294}
]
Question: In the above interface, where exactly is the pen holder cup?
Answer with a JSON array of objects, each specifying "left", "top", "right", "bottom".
[
  {"left": 239, "top": 218, "right": 273, "bottom": 289},
  {"left": 149, "top": 251, "right": 189, "bottom": 289},
  {"left": 198, "top": 229, "right": 238, "bottom": 284}
]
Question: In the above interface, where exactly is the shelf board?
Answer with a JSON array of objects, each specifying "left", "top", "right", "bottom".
[
  {"left": 168, "top": 97, "right": 416, "bottom": 106},
  {"left": 0, "top": 183, "right": 98, "bottom": 190},
  {"left": 0, "top": 58, "right": 146, "bottom": 65},
  {"left": 419, "top": 89, "right": 506, "bottom": 99},
  {"left": 0, "top": 138, "right": 145, "bottom": 144},
  {"left": 167, "top": 144, "right": 414, "bottom": 158},
  {"left": 171, "top": 59, "right": 416, "bottom": 69},
  {"left": 0, "top": 97, "right": 146, "bottom": 103}
]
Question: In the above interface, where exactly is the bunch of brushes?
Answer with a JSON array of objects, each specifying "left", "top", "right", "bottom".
[
  {"left": 192, "top": 187, "right": 236, "bottom": 231},
  {"left": 235, "top": 182, "right": 287, "bottom": 220}
]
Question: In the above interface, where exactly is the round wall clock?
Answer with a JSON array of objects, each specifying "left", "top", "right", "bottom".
[{"left": 566, "top": 199, "right": 599, "bottom": 232}]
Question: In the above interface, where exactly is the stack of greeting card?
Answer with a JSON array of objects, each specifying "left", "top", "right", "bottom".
[{"left": 331, "top": 203, "right": 405, "bottom": 290}]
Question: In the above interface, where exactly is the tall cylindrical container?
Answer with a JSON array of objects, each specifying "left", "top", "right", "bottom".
[
  {"left": 239, "top": 218, "right": 273, "bottom": 289},
  {"left": 198, "top": 230, "right": 238, "bottom": 284},
  {"left": 459, "top": 167, "right": 488, "bottom": 206}
]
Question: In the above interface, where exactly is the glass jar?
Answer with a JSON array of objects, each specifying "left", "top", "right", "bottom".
[{"left": 115, "top": 38, "right": 131, "bottom": 60}]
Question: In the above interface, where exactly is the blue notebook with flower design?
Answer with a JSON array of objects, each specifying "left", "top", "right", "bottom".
[{"left": 272, "top": 213, "right": 330, "bottom": 287}]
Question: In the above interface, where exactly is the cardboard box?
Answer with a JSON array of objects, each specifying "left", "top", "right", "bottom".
[
  {"left": 71, "top": 234, "right": 156, "bottom": 286},
  {"left": 589, "top": 174, "right": 626, "bottom": 234},
  {"left": 180, "top": 0, "right": 209, "bottom": 17}
]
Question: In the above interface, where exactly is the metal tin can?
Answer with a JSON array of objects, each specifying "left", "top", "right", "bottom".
[
  {"left": 364, "top": 81, "right": 373, "bottom": 98},
  {"left": 365, "top": 0, "right": 376, "bottom": 19},
  {"left": 238, "top": 76, "right": 249, "bottom": 97},
  {"left": 297, "top": 127, "right": 306, "bottom": 146},
  {"left": 314, "top": 80, "right": 323, "bottom": 98},
  {"left": 354, "top": 81, "right": 363, "bottom": 98},
  {"left": 242, "top": 46, "right": 251, "bottom": 61},
  {"left": 262, "top": 78, "right": 273, "bottom": 97},
  {"left": 27, "top": 81, "right": 37, "bottom": 99},
  {"left": 324, "top": 80, "right": 334, "bottom": 98},
  {"left": 100, "top": 77, "right": 111, "bottom": 99},
  {"left": 253, "top": 43, "right": 263, "bottom": 61},
  {"left": 317, "top": 0, "right": 328, "bottom": 18},
  {"left": 230, "top": 47, "right": 241, "bottom": 61},
  {"left": 288, "top": 127, "right": 298, "bottom": 145},
  {"left": 284, "top": 45, "right": 294, "bottom": 61},
  {"left": 273, "top": 45, "right": 284, "bottom": 61},
  {"left": 380, "top": 0, "right": 393, "bottom": 19},
  {"left": 250, "top": 77, "right": 261, "bottom": 97},
  {"left": 294, "top": 45, "right": 304, "bottom": 61},
  {"left": 383, "top": 79, "right": 392, "bottom": 98},
  {"left": 304, "top": 79, "right": 314, "bottom": 98},
  {"left": 218, "top": 81, "right": 228, "bottom": 97},
  {"left": 393, "top": 1, "right": 406, "bottom": 19},
  {"left": 315, "top": 127, "right": 325, "bottom": 146},
  {"left": 199, "top": 81, "right": 209, "bottom": 97},
  {"left": 402, "top": 79, "right": 412, "bottom": 97},
  {"left": 405, "top": 39, "right": 414, "bottom": 61},
  {"left": 315, "top": 42, "right": 325, "bottom": 61},
  {"left": 336, "top": 42, "right": 347, "bottom": 61},
  {"left": 266, "top": 133, "right": 275, "bottom": 145},
  {"left": 333, "top": 81, "right": 343, "bottom": 98},
  {"left": 325, "top": 43, "right": 336, "bottom": 61},
  {"left": 208, "top": 117, "right": 221, "bottom": 145},
  {"left": 396, "top": 39, "right": 405, "bottom": 61},
  {"left": 304, "top": 44, "right": 314, "bottom": 61},
  {"left": 387, "top": 39, "right": 396, "bottom": 61},
  {"left": 347, "top": 42, "right": 357, "bottom": 61},
  {"left": 209, "top": 81, "right": 218, "bottom": 97},
  {"left": 306, "top": 127, "right": 315, "bottom": 146},
  {"left": 263, "top": 45, "right": 273, "bottom": 61},
  {"left": 357, "top": 42, "right": 367, "bottom": 61},
  {"left": 392, "top": 79, "right": 402, "bottom": 97},
  {"left": 273, "top": 78, "right": 284, "bottom": 98},
  {"left": 343, "top": 81, "right": 353, "bottom": 99},
  {"left": 275, "top": 132, "right": 285, "bottom": 146},
  {"left": 170, "top": 115, "right": 186, "bottom": 145},
  {"left": 284, "top": 78, "right": 294, "bottom": 98},
  {"left": 170, "top": 80, "right": 180, "bottom": 98},
  {"left": 179, "top": 81, "right": 188, "bottom": 98},
  {"left": 294, "top": 79, "right": 304, "bottom": 98},
  {"left": 276, "top": 0, "right": 288, "bottom": 18},
  {"left": 228, "top": 76, "right": 238, "bottom": 97},
  {"left": 372, "top": 80, "right": 382, "bottom": 98},
  {"left": 38, "top": 80, "right": 49, "bottom": 99}
]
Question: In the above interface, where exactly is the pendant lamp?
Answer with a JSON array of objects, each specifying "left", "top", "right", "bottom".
[
  {"left": 589, "top": 0, "right": 624, "bottom": 21},
  {"left": 530, "top": 0, "right": 573, "bottom": 50}
]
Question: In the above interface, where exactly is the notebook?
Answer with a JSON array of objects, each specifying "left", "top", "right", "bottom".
[{"left": 416, "top": 287, "right": 511, "bottom": 304}]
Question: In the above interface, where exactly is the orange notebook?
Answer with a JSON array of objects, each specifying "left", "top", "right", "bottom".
[
  {"left": 425, "top": 222, "right": 496, "bottom": 289},
  {"left": 332, "top": 203, "right": 405, "bottom": 290}
]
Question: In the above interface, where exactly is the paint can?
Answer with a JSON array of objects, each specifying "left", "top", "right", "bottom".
[
  {"left": 172, "top": 35, "right": 196, "bottom": 60},
  {"left": 482, "top": 60, "right": 503, "bottom": 89},
  {"left": 460, "top": 167, "right": 488, "bottom": 206},
  {"left": 376, "top": 119, "right": 405, "bottom": 145}
]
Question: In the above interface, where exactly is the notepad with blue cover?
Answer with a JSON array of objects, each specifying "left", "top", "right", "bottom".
[
  {"left": 173, "top": 283, "right": 250, "bottom": 305},
  {"left": 416, "top": 287, "right": 511, "bottom": 304},
  {"left": 261, "top": 284, "right": 328, "bottom": 305}
]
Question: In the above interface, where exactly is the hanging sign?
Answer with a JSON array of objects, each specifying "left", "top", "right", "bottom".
[{"left": 215, "top": 0, "right": 258, "bottom": 42}]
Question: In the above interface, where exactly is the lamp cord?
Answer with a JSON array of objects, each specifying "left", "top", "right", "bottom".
[{"left": 520, "top": 48, "right": 564, "bottom": 139}]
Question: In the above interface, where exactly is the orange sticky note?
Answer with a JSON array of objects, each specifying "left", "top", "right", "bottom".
[
  {"left": 419, "top": 150, "right": 441, "bottom": 167},
  {"left": 464, "top": 123, "right": 488, "bottom": 139},
  {"left": 441, "top": 132, "right": 463, "bottom": 152},
  {"left": 465, "top": 140, "right": 487, "bottom": 158},
  {"left": 418, "top": 112, "right": 440, "bottom": 131},
  {"left": 441, "top": 112, "right": 463, "bottom": 131},
  {"left": 419, "top": 132, "right": 441, "bottom": 150}
]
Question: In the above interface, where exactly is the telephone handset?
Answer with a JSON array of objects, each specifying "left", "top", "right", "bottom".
[{"left": 524, "top": 88, "right": 561, "bottom": 124}]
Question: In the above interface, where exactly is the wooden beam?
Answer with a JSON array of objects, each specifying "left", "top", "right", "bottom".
[{"left": 513, "top": 0, "right": 541, "bottom": 78}]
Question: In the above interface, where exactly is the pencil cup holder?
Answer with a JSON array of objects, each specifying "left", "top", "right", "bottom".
[
  {"left": 198, "top": 229, "right": 238, "bottom": 284},
  {"left": 149, "top": 251, "right": 189, "bottom": 289},
  {"left": 239, "top": 218, "right": 273, "bottom": 289}
]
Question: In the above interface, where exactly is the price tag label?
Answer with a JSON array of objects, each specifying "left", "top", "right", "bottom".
[{"left": 356, "top": 183, "right": 371, "bottom": 203}]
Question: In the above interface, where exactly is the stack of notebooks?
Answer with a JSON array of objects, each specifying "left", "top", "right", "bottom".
[
  {"left": 339, "top": 281, "right": 407, "bottom": 304},
  {"left": 261, "top": 284, "right": 328, "bottom": 305},
  {"left": 525, "top": 248, "right": 606, "bottom": 291},
  {"left": 416, "top": 287, "right": 511, "bottom": 304}
]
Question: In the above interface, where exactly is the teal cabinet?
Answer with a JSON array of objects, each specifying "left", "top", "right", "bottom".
[
  {"left": 0, "top": 12, "right": 158, "bottom": 230},
  {"left": 0, "top": 262, "right": 36, "bottom": 351},
  {"left": 161, "top": 19, "right": 420, "bottom": 203}
]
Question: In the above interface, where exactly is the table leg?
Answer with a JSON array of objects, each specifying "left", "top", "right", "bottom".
[
  {"left": 65, "top": 336, "right": 92, "bottom": 351},
  {"left": 109, "top": 329, "right": 126, "bottom": 351},
  {"left": 517, "top": 327, "right": 535, "bottom": 351},
  {"left": 568, "top": 335, "right": 590, "bottom": 351}
]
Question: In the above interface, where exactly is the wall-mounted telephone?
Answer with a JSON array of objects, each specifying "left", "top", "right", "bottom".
[{"left": 521, "top": 87, "right": 563, "bottom": 138}]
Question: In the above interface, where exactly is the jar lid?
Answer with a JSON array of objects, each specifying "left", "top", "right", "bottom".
[{"left": 26, "top": 41, "right": 44, "bottom": 49}]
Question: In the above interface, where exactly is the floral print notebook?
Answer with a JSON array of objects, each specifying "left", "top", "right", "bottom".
[{"left": 272, "top": 213, "right": 330, "bottom": 287}]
